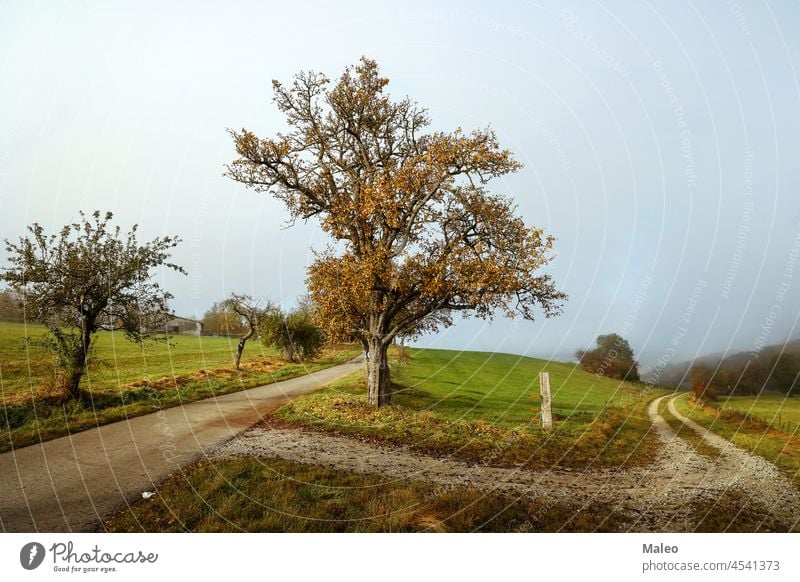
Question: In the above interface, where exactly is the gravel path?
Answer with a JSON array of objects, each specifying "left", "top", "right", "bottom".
[
  {"left": 212, "top": 395, "right": 800, "bottom": 531},
  {"left": 666, "top": 395, "right": 800, "bottom": 526}
]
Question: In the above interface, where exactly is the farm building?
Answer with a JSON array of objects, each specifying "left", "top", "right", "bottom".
[{"left": 164, "top": 316, "right": 203, "bottom": 336}]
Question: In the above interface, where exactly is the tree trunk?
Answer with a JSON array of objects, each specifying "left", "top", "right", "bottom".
[
  {"left": 234, "top": 328, "right": 255, "bottom": 370},
  {"left": 283, "top": 341, "right": 296, "bottom": 362},
  {"left": 235, "top": 338, "right": 246, "bottom": 370},
  {"left": 65, "top": 363, "right": 86, "bottom": 400},
  {"left": 367, "top": 338, "right": 391, "bottom": 407},
  {"left": 65, "top": 323, "right": 92, "bottom": 400}
]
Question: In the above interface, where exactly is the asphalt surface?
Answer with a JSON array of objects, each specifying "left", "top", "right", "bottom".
[{"left": 0, "top": 360, "right": 361, "bottom": 532}]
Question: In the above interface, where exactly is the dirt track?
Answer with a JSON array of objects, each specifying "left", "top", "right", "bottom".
[{"left": 212, "top": 395, "right": 800, "bottom": 532}]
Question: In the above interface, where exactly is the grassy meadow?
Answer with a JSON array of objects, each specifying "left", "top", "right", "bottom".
[
  {"left": 710, "top": 392, "right": 800, "bottom": 433},
  {"left": 0, "top": 321, "right": 359, "bottom": 452},
  {"left": 274, "top": 347, "right": 666, "bottom": 470}
]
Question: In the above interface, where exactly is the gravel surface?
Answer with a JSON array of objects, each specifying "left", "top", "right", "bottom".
[{"left": 211, "top": 395, "right": 800, "bottom": 532}]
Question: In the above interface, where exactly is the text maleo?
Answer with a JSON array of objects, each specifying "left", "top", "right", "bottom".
[{"left": 643, "top": 543, "right": 678, "bottom": 554}]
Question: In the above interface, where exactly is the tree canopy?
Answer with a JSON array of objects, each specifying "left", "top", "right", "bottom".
[
  {"left": 576, "top": 333, "right": 640, "bottom": 382},
  {"left": 228, "top": 58, "right": 566, "bottom": 405}
]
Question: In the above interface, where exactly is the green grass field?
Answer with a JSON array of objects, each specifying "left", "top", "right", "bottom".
[
  {"left": 710, "top": 393, "right": 800, "bottom": 433},
  {"left": 275, "top": 348, "right": 666, "bottom": 470},
  {"left": 1, "top": 321, "right": 281, "bottom": 397},
  {"left": 0, "top": 322, "right": 359, "bottom": 451}
]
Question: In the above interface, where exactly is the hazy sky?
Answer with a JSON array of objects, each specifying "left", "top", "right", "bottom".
[{"left": 2, "top": 1, "right": 799, "bottom": 369}]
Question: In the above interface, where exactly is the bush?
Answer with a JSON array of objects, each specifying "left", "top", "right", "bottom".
[
  {"left": 692, "top": 381, "right": 717, "bottom": 402},
  {"left": 260, "top": 305, "right": 326, "bottom": 362},
  {"left": 576, "top": 333, "right": 639, "bottom": 381},
  {"left": 690, "top": 364, "right": 717, "bottom": 402}
]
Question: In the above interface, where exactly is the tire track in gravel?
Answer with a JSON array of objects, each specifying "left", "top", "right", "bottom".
[
  {"left": 666, "top": 395, "right": 800, "bottom": 529},
  {"left": 209, "top": 395, "right": 800, "bottom": 531}
]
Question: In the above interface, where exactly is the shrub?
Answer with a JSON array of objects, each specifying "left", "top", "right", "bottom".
[{"left": 260, "top": 305, "right": 326, "bottom": 362}]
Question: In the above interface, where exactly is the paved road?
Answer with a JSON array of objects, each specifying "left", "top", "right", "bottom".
[{"left": 0, "top": 360, "right": 361, "bottom": 532}]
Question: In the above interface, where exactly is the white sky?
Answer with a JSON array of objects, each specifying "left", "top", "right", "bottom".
[{"left": 2, "top": 0, "right": 800, "bottom": 368}]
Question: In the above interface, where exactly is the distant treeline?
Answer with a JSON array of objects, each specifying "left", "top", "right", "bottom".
[
  {"left": 0, "top": 289, "right": 25, "bottom": 322},
  {"left": 647, "top": 339, "right": 800, "bottom": 397}
]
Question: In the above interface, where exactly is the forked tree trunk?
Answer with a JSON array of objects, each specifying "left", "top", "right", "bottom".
[
  {"left": 234, "top": 327, "right": 255, "bottom": 370},
  {"left": 367, "top": 338, "right": 391, "bottom": 406}
]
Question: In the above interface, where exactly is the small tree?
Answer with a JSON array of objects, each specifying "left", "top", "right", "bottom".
[
  {"left": 260, "top": 304, "right": 326, "bottom": 362},
  {"left": 690, "top": 364, "right": 716, "bottom": 402},
  {"left": 2, "top": 211, "right": 184, "bottom": 400},
  {"left": 223, "top": 293, "right": 273, "bottom": 370},
  {"left": 576, "top": 333, "right": 639, "bottom": 381}
]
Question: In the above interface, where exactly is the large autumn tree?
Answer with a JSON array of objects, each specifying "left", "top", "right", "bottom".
[
  {"left": 227, "top": 58, "right": 566, "bottom": 406},
  {"left": 2, "top": 211, "right": 184, "bottom": 400}
]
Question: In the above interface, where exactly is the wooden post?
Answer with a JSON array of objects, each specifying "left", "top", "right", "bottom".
[{"left": 539, "top": 371, "right": 553, "bottom": 431}]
